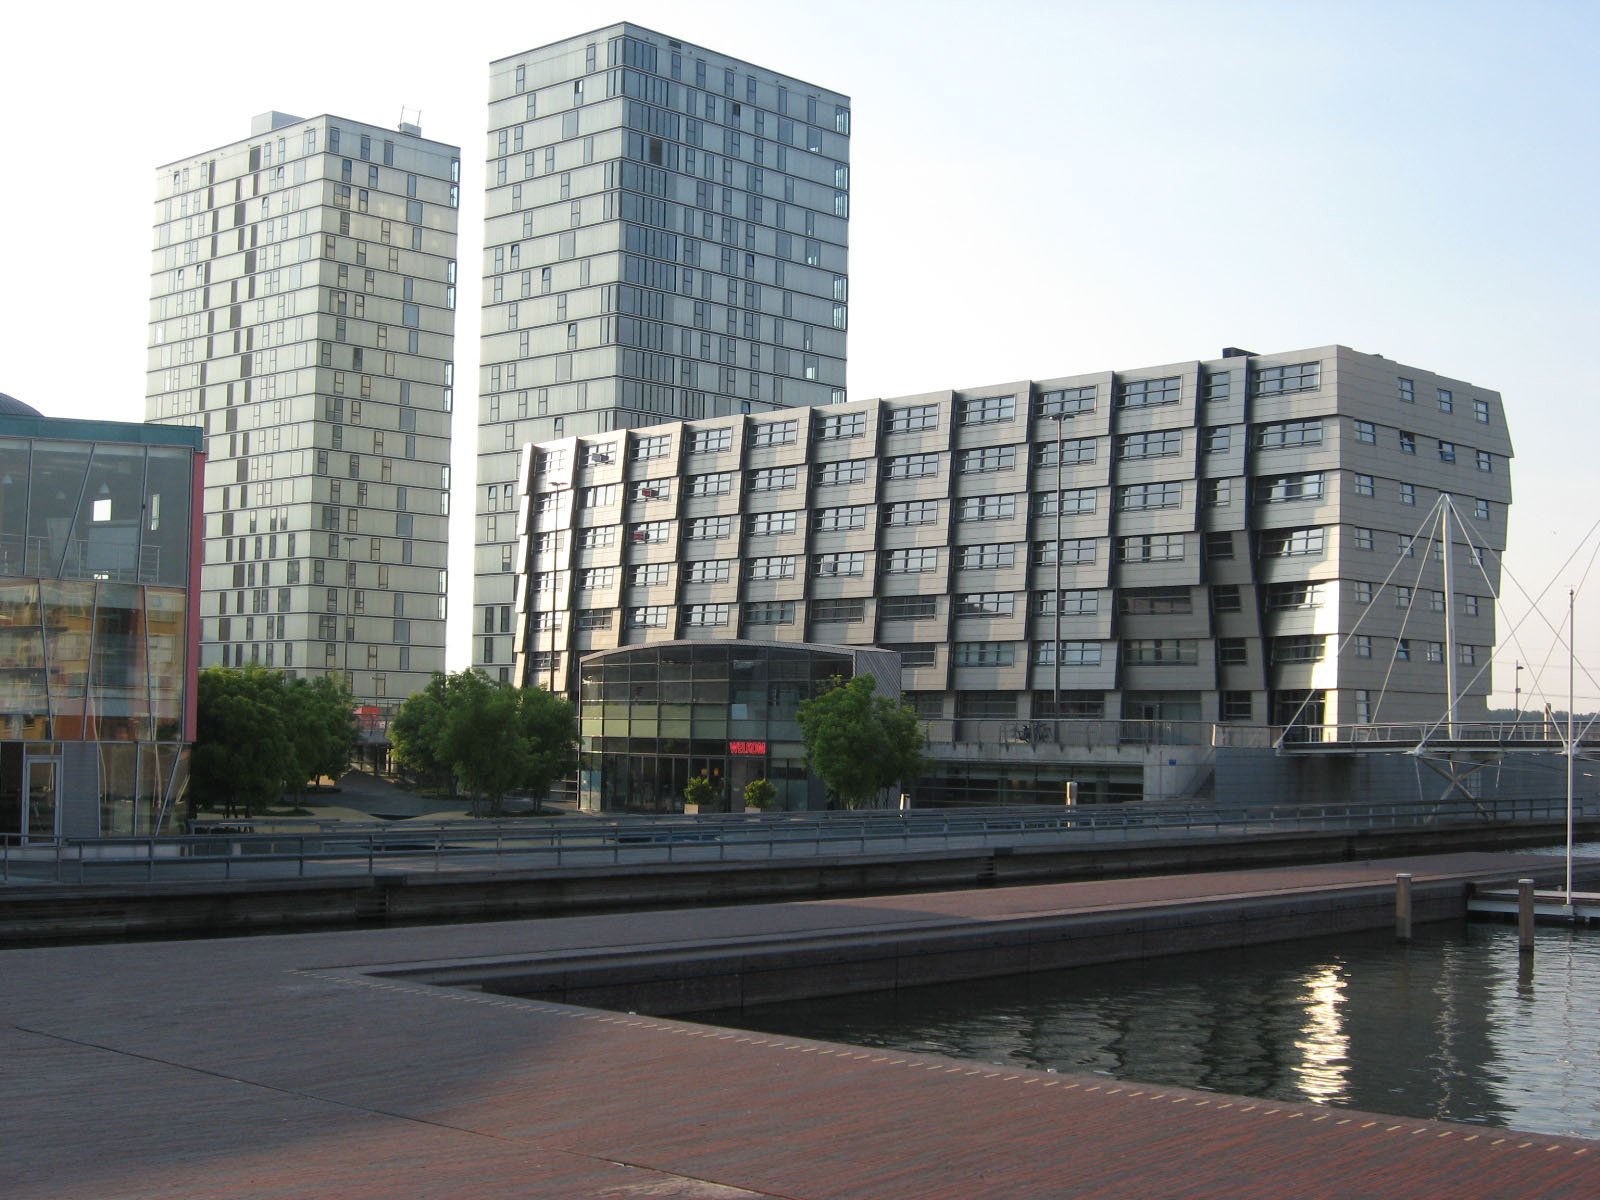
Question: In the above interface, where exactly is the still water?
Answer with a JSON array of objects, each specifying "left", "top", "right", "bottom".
[{"left": 693, "top": 920, "right": 1600, "bottom": 1139}]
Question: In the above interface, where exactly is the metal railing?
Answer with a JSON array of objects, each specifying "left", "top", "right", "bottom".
[{"left": 2, "top": 795, "right": 1591, "bottom": 885}]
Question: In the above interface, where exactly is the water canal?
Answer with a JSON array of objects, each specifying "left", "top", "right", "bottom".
[{"left": 693, "top": 917, "right": 1600, "bottom": 1139}]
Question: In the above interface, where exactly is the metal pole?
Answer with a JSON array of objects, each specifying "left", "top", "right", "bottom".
[
  {"left": 1053, "top": 411, "right": 1065, "bottom": 724},
  {"left": 1518, "top": 877, "right": 1536, "bottom": 952},
  {"left": 1441, "top": 499, "right": 1458, "bottom": 739},
  {"left": 1567, "top": 587, "right": 1575, "bottom": 905},
  {"left": 1395, "top": 872, "right": 1412, "bottom": 941}
]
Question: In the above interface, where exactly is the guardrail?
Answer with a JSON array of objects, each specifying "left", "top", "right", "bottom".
[{"left": 1, "top": 796, "right": 1592, "bottom": 885}]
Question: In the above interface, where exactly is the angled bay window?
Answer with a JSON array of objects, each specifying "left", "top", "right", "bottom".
[
  {"left": 1255, "top": 420, "right": 1322, "bottom": 450},
  {"left": 1119, "top": 534, "right": 1185, "bottom": 563},
  {"left": 1035, "top": 488, "right": 1096, "bottom": 517},
  {"left": 1034, "top": 538, "right": 1096, "bottom": 566},
  {"left": 959, "top": 494, "right": 1018, "bottom": 521},
  {"left": 812, "top": 551, "right": 865, "bottom": 577},
  {"left": 1124, "top": 639, "right": 1199, "bottom": 666},
  {"left": 1036, "top": 385, "right": 1096, "bottom": 417},
  {"left": 958, "top": 445, "right": 1017, "bottom": 474},
  {"left": 1117, "top": 430, "right": 1182, "bottom": 460},
  {"left": 1119, "top": 482, "right": 1183, "bottom": 511},
  {"left": 1256, "top": 472, "right": 1324, "bottom": 503},
  {"left": 1251, "top": 361, "right": 1320, "bottom": 396},
  {"left": 815, "top": 459, "right": 870, "bottom": 486},
  {"left": 1259, "top": 527, "right": 1326, "bottom": 558},
  {"left": 1037, "top": 437, "right": 1096, "bottom": 468},
  {"left": 954, "top": 641, "right": 1015, "bottom": 667},
  {"left": 961, "top": 543, "right": 1019, "bottom": 570},
  {"left": 959, "top": 395, "right": 1016, "bottom": 425},
  {"left": 884, "top": 453, "right": 939, "bottom": 480},
  {"left": 884, "top": 403, "right": 938, "bottom": 432},
  {"left": 1034, "top": 640, "right": 1103, "bottom": 667},
  {"left": 1116, "top": 376, "right": 1181, "bottom": 409}
]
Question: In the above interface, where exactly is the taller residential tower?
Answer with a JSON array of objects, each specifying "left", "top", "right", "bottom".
[
  {"left": 147, "top": 112, "right": 460, "bottom": 711},
  {"left": 475, "top": 24, "right": 850, "bottom": 678}
]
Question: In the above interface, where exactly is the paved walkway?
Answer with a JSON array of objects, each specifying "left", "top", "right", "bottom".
[{"left": 5, "top": 853, "right": 1597, "bottom": 1198}]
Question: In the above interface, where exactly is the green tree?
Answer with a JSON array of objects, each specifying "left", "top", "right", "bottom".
[
  {"left": 796, "top": 675, "right": 926, "bottom": 809},
  {"left": 192, "top": 666, "right": 295, "bottom": 818},
  {"left": 684, "top": 773, "right": 716, "bottom": 811},
  {"left": 281, "top": 674, "right": 357, "bottom": 802},
  {"left": 391, "top": 670, "right": 578, "bottom": 815},
  {"left": 742, "top": 777, "right": 777, "bottom": 811}
]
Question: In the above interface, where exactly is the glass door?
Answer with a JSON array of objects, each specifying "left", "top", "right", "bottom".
[{"left": 23, "top": 757, "right": 58, "bottom": 842}]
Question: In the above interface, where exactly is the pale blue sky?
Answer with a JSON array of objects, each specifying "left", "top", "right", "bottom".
[{"left": 2, "top": 0, "right": 1596, "bottom": 708}]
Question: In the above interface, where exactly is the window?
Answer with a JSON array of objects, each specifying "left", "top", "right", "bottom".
[
  {"left": 885, "top": 548, "right": 938, "bottom": 573},
  {"left": 1036, "top": 488, "right": 1096, "bottom": 517},
  {"left": 957, "top": 592, "right": 1016, "bottom": 617},
  {"left": 1124, "top": 639, "right": 1199, "bottom": 666},
  {"left": 881, "top": 596, "right": 939, "bottom": 620},
  {"left": 632, "top": 479, "right": 672, "bottom": 503},
  {"left": 687, "top": 472, "right": 734, "bottom": 497},
  {"left": 684, "top": 560, "right": 733, "bottom": 583},
  {"left": 578, "top": 567, "right": 614, "bottom": 590},
  {"left": 1036, "top": 385, "right": 1096, "bottom": 417},
  {"left": 1037, "top": 438, "right": 1096, "bottom": 468},
  {"left": 1474, "top": 498, "right": 1491, "bottom": 520},
  {"left": 1205, "top": 531, "right": 1235, "bottom": 560},
  {"left": 815, "top": 459, "right": 869, "bottom": 486},
  {"left": 1353, "top": 419, "right": 1377, "bottom": 444},
  {"left": 632, "top": 563, "right": 672, "bottom": 588},
  {"left": 1212, "top": 585, "right": 1242, "bottom": 613},
  {"left": 1396, "top": 638, "right": 1412, "bottom": 661},
  {"left": 1209, "top": 479, "right": 1235, "bottom": 508},
  {"left": 1218, "top": 638, "right": 1248, "bottom": 666},
  {"left": 815, "top": 505, "right": 868, "bottom": 531},
  {"left": 1116, "top": 376, "right": 1181, "bottom": 408},
  {"left": 1354, "top": 635, "right": 1373, "bottom": 658},
  {"left": 1118, "top": 482, "right": 1182, "bottom": 511},
  {"left": 885, "top": 500, "right": 939, "bottom": 526},
  {"left": 1259, "top": 527, "right": 1326, "bottom": 557},
  {"left": 1354, "top": 581, "right": 1373, "bottom": 604},
  {"left": 1119, "top": 534, "right": 1185, "bottom": 563},
  {"left": 1203, "top": 373, "right": 1233, "bottom": 402},
  {"left": 1035, "top": 641, "right": 1102, "bottom": 667},
  {"left": 685, "top": 604, "right": 730, "bottom": 627},
  {"left": 1354, "top": 473, "right": 1375, "bottom": 497},
  {"left": 580, "top": 527, "right": 617, "bottom": 549},
  {"left": 1426, "top": 641, "right": 1445, "bottom": 663},
  {"left": 1428, "top": 589, "right": 1446, "bottom": 613},
  {"left": 1255, "top": 420, "right": 1322, "bottom": 450},
  {"left": 634, "top": 433, "right": 672, "bottom": 460},
  {"left": 749, "top": 419, "right": 798, "bottom": 447},
  {"left": 1272, "top": 635, "right": 1326, "bottom": 664},
  {"left": 750, "top": 466, "right": 798, "bottom": 491},
  {"left": 1400, "top": 482, "right": 1416, "bottom": 505},
  {"left": 1437, "top": 387, "right": 1454, "bottom": 412},
  {"left": 1034, "top": 539, "right": 1096, "bottom": 566},
  {"left": 1458, "top": 644, "right": 1479, "bottom": 666},
  {"left": 818, "top": 411, "right": 866, "bottom": 440},
  {"left": 1476, "top": 450, "right": 1493, "bottom": 472},
  {"left": 748, "top": 510, "right": 799, "bottom": 536},
  {"left": 958, "top": 446, "right": 1017, "bottom": 474},
  {"left": 747, "top": 556, "right": 796, "bottom": 580},
  {"left": 1118, "top": 430, "right": 1183, "bottom": 459},
  {"left": 1438, "top": 441, "right": 1456, "bottom": 463},
  {"left": 1121, "top": 587, "right": 1193, "bottom": 615},
  {"left": 1252, "top": 361, "right": 1320, "bottom": 396},
  {"left": 630, "top": 521, "right": 671, "bottom": 544},
  {"left": 1220, "top": 692, "right": 1252, "bottom": 722},
  {"left": 1257, "top": 472, "right": 1324, "bottom": 503},
  {"left": 1399, "top": 430, "right": 1416, "bottom": 454},
  {"left": 1203, "top": 426, "right": 1231, "bottom": 453},
  {"left": 885, "top": 644, "right": 937, "bottom": 669},
  {"left": 1398, "top": 377, "right": 1415, "bottom": 403},
  {"left": 885, "top": 453, "right": 940, "bottom": 480},
  {"left": 582, "top": 484, "right": 619, "bottom": 508},
  {"left": 689, "top": 427, "right": 732, "bottom": 454},
  {"left": 959, "top": 494, "right": 1018, "bottom": 521},
  {"left": 885, "top": 404, "right": 939, "bottom": 432},
  {"left": 687, "top": 516, "right": 732, "bottom": 540},
  {"left": 812, "top": 551, "right": 865, "bottom": 577},
  {"left": 954, "top": 642, "right": 1015, "bottom": 667},
  {"left": 959, "top": 395, "right": 1016, "bottom": 425},
  {"left": 1264, "top": 582, "right": 1321, "bottom": 610},
  {"left": 745, "top": 601, "right": 796, "bottom": 625},
  {"left": 811, "top": 598, "right": 866, "bottom": 622},
  {"left": 627, "top": 606, "right": 671, "bottom": 628},
  {"left": 581, "top": 443, "right": 617, "bottom": 468},
  {"left": 1353, "top": 527, "right": 1374, "bottom": 551},
  {"left": 1473, "top": 398, "right": 1490, "bottom": 424},
  {"left": 1394, "top": 586, "right": 1414, "bottom": 608},
  {"left": 1036, "top": 589, "right": 1099, "bottom": 616},
  {"left": 960, "top": 543, "right": 1018, "bottom": 569},
  {"left": 577, "top": 610, "right": 613, "bottom": 631}
]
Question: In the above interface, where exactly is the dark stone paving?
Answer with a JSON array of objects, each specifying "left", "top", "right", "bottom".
[{"left": 5, "top": 852, "right": 1597, "bottom": 1198}]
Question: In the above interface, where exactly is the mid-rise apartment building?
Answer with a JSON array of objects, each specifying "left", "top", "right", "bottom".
[
  {"left": 146, "top": 113, "right": 460, "bottom": 710},
  {"left": 514, "top": 345, "right": 1513, "bottom": 733},
  {"left": 476, "top": 24, "right": 851, "bottom": 676}
]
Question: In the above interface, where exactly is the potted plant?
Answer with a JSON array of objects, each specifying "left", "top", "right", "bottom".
[
  {"left": 742, "top": 777, "right": 777, "bottom": 813},
  {"left": 683, "top": 773, "right": 715, "bottom": 814}
]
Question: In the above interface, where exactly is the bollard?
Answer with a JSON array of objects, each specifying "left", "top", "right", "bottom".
[
  {"left": 1518, "top": 878, "right": 1536, "bottom": 953},
  {"left": 1395, "top": 872, "right": 1412, "bottom": 941}
]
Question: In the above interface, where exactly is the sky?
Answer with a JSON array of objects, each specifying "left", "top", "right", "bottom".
[{"left": 2, "top": 0, "right": 1597, "bottom": 711}]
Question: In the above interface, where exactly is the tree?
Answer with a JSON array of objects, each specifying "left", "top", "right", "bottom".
[
  {"left": 391, "top": 670, "right": 578, "bottom": 815},
  {"left": 281, "top": 675, "right": 357, "bottom": 802},
  {"left": 684, "top": 773, "right": 716, "bottom": 811},
  {"left": 742, "top": 777, "right": 777, "bottom": 811},
  {"left": 796, "top": 675, "right": 926, "bottom": 809},
  {"left": 192, "top": 666, "right": 295, "bottom": 817}
]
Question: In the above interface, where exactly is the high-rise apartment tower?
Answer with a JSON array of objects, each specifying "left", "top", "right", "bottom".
[
  {"left": 475, "top": 24, "right": 851, "bottom": 678},
  {"left": 147, "top": 113, "right": 461, "bottom": 710}
]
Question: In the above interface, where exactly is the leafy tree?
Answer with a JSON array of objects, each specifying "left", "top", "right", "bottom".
[
  {"left": 796, "top": 675, "right": 926, "bottom": 809},
  {"left": 192, "top": 666, "right": 295, "bottom": 817},
  {"left": 684, "top": 773, "right": 716, "bottom": 811},
  {"left": 281, "top": 674, "right": 357, "bottom": 802},
  {"left": 391, "top": 670, "right": 578, "bottom": 815}
]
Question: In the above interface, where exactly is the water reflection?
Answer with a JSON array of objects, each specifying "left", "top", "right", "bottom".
[{"left": 691, "top": 923, "right": 1600, "bottom": 1138}]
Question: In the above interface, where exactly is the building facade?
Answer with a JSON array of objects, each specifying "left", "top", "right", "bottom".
[
  {"left": 476, "top": 24, "right": 851, "bottom": 677},
  {"left": 514, "top": 345, "right": 1513, "bottom": 746},
  {"left": 146, "top": 112, "right": 460, "bottom": 712},
  {"left": 0, "top": 397, "right": 202, "bottom": 838}
]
